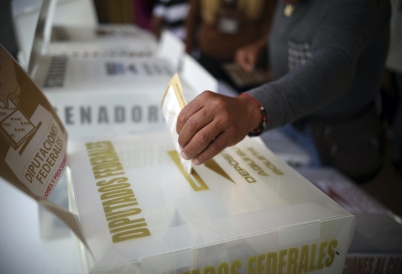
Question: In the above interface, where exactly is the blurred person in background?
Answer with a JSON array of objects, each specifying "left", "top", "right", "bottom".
[
  {"left": 387, "top": 0, "right": 402, "bottom": 174},
  {"left": 391, "top": 75, "right": 402, "bottom": 174},
  {"left": 133, "top": 0, "right": 155, "bottom": 30},
  {"left": 177, "top": 0, "right": 391, "bottom": 184},
  {"left": 185, "top": 0, "right": 276, "bottom": 82},
  {"left": 151, "top": 0, "right": 190, "bottom": 40}
]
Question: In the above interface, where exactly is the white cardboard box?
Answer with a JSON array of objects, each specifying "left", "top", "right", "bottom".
[{"left": 67, "top": 133, "right": 355, "bottom": 274}]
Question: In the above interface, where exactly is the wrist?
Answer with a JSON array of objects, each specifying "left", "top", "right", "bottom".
[{"left": 238, "top": 93, "right": 268, "bottom": 136}]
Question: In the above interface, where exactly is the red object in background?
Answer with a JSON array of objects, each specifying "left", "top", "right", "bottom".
[{"left": 133, "top": 0, "right": 154, "bottom": 30}]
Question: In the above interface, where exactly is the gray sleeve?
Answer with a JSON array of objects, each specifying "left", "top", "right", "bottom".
[{"left": 247, "top": 0, "right": 388, "bottom": 130}]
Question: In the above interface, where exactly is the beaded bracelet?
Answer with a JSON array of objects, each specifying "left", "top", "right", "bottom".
[{"left": 239, "top": 93, "right": 268, "bottom": 136}]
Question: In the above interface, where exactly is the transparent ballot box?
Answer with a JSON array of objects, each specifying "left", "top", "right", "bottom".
[
  {"left": 260, "top": 129, "right": 311, "bottom": 168},
  {"left": 29, "top": 16, "right": 215, "bottom": 138},
  {"left": 297, "top": 168, "right": 402, "bottom": 273},
  {"left": 0, "top": 43, "right": 354, "bottom": 273},
  {"left": 48, "top": 24, "right": 158, "bottom": 57},
  {"left": 67, "top": 133, "right": 355, "bottom": 274},
  {"left": 38, "top": 53, "right": 215, "bottom": 138}
]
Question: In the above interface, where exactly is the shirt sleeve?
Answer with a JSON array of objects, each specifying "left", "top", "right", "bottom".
[{"left": 246, "top": 0, "right": 390, "bottom": 131}]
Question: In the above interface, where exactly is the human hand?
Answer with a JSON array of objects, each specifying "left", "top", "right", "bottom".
[
  {"left": 235, "top": 39, "right": 266, "bottom": 73},
  {"left": 176, "top": 91, "right": 262, "bottom": 165}
]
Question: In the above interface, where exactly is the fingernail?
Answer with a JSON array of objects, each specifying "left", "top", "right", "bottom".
[
  {"left": 192, "top": 158, "right": 200, "bottom": 165},
  {"left": 181, "top": 151, "right": 190, "bottom": 160}
]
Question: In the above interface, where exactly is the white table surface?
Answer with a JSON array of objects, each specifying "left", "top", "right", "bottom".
[{"left": 0, "top": 178, "right": 83, "bottom": 274}]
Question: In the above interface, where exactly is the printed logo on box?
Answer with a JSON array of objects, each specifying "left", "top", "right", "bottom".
[
  {"left": 168, "top": 145, "right": 284, "bottom": 192},
  {"left": 0, "top": 46, "right": 68, "bottom": 199}
]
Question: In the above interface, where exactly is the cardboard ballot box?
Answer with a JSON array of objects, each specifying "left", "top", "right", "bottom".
[
  {"left": 66, "top": 133, "right": 354, "bottom": 274},
  {"left": 297, "top": 168, "right": 402, "bottom": 273}
]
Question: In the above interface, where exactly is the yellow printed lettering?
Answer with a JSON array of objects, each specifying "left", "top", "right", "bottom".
[
  {"left": 247, "top": 256, "right": 257, "bottom": 274},
  {"left": 112, "top": 228, "right": 150, "bottom": 243},
  {"left": 108, "top": 217, "right": 145, "bottom": 229},
  {"left": 316, "top": 241, "right": 327, "bottom": 270},
  {"left": 325, "top": 240, "right": 337, "bottom": 267},
  {"left": 106, "top": 208, "right": 142, "bottom": 221},
  {"left": 287, "top": 248, "right": 298, "bottom": 274},
  {"left": 297, "top": 245, "right": 309, "bottom": 274},
  {"left": 98, "top": 182, "right": 130, "bottom": 193},
  {"left": 204, "top": 266, "right": 215, "bottom": 274},
  {"left": 217, "top": 263, "right": 229, "bottom": 274},
  {"left": 308, "top": 244, "right": 317, "bottom": 272},
  {"left": 230, "top": 260, "right": 242, "bottom": 274},
  {"left": 100, "top": 189, "right": 134, "bottom": 200},
  {"left": 256, "top": 254, "right": 265, "bottom": 274},
  {"left": 278, "top": 250, "right": 287, "bottom": 274},
  {"left": 96, "top": 177, "right": 128, "bottom": 187},
  {"left": 266, "top": 252, "right": 278, "bottom": 274},
  {"left": 102, "top": 195, "right": 137, "bottom": 206}
]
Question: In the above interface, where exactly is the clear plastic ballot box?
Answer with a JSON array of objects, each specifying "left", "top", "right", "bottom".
[
  {"left": 48, "top": 24, "right": 158, "bottom": 57},
  {"left": 0, "top": 45, "right": 354, "bottom": 274},
  {"left": 66, "top": 132, "right": 355, "bottom": 274},
  {"left": 297, "top": 168, "right": 402, "bottom": 273},
  {"left": 26, "top": 1, "right": 215, "bottom": 138}
]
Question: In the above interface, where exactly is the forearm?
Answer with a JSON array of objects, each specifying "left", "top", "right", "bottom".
[
  {"left": 247, "top": 0, "right": 389, "bottom": 130},
  {"left": 247, "top": 48, "right": 355, "bottom": 130}
]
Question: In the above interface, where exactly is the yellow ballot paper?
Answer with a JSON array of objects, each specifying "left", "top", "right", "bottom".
[{"left": 161, "top": 74, "right": 192, "bottom": 174}]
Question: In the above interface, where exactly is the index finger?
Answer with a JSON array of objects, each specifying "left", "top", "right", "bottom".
[{"left": 176, "top": 91, "right": 211, "bottom": 134}]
